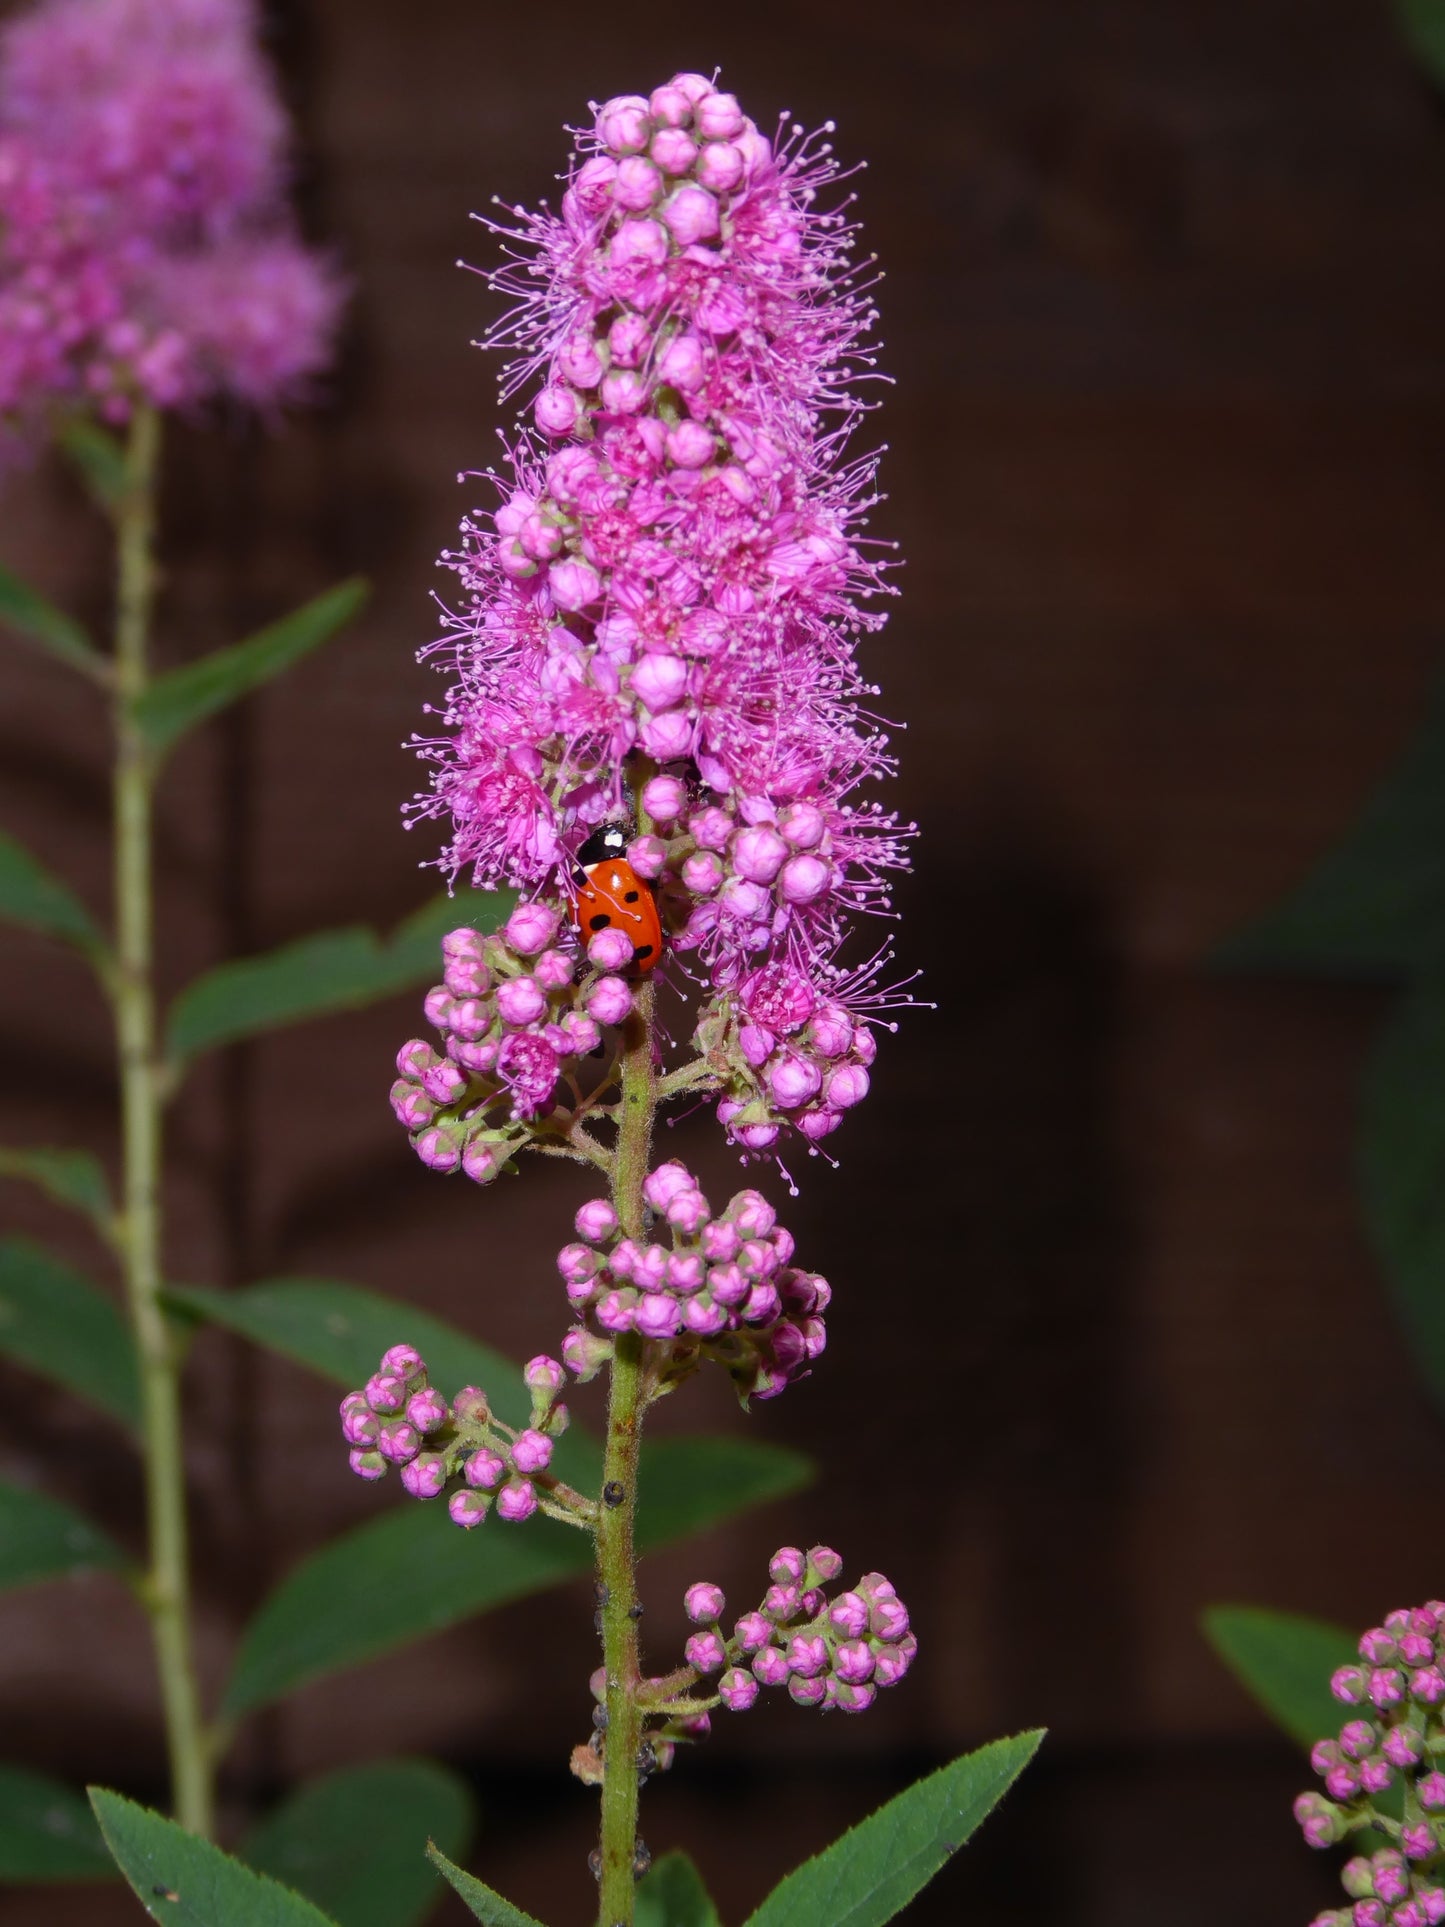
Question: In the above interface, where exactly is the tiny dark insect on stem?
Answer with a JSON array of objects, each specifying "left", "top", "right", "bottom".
[{"left": 151, "top": 1884, "right": 180, "bottom": 1902}]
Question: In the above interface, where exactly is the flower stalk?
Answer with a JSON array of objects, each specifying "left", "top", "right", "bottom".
[{"left": 112, "top": 402, "right": 213, "bottom": 1839}]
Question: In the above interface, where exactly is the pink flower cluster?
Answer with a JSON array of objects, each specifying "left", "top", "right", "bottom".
[
  {"left": 0, "top": 0, "right": 342, "bottom": 435},
  {"left": 341, "top": 1345, "right": 572, "bottom": 1530},
  {"left": 409, "top": 73, "right": 907, "bottom": 1149},
  {"left": 557, "top": 1159, "right": 828, "bottom": 1401},
  {"left": 1297, "top": 1603, "right": 1445, "bottom": 1925},
  {"left": 680, "top": 1546, "right": 914, "bottom": 1715},
  {"left": 392, "top": 904, "right": 637, "bottom": 1177}
]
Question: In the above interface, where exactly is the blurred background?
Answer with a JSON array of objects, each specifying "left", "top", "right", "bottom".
[{"left": 3, "top": 0, "right": 1445, "bottom": 1921}]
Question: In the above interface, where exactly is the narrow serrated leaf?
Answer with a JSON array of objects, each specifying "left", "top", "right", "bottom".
[
  {"left": 744, "top": 1731, "right": 1043, "bottom": 1927},
  {"left": 164, "top": 887, "right": 510, "bottom": 1065},
  {"left": 222, "top": 1433, "right": 809, "bottom": 1717},
  {"left": 0, "top": 1479, "right": 130, "bottom": 1592},
  {"left": 1202, "top": 1606, "right": 1358, "bottom": 1749},
  {"left": 425, "top": 1845, "right": 546, "bottom": 1927},
  {"left": 90, "top": 1790, "right": 340, "bottom": 1927},
  {"left": 59, "top": 417, "right": 130, "bottom": 511},
  {"left": 0, "top": 1145, "right": 113, "bottom": 1233},
  {"left": 0, "top": 1237, "right": 139, "bottom": 1430},
  {"left": 1360, "top": 979, "right": 1445, "bottom": 1412},
  {"left": 0, "top": 561, "right": 108, "bottom": 681},
  {"left": 1395, "top": 0, "right": 1445, "bottom": 88},
  {"left": 0, "top": 830, "right": 106, "bottom": 955},
  {"left": 244, "top": 1760, "right": 473, "bottom": 1927},
  {"left": 130, "top": 577, "right": 368, "bottom": 756},
  {"left": 0, "top": 1766, "right": 113, "bottom": 1881},
  {"left": 1215, "top": 674, "right": 1445, "bottom": 980},
  {"left": 636, "top": 1851, "right": 721, "bottom": 1927}
]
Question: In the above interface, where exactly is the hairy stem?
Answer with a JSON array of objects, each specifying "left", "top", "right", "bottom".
[
  {"left": 595, "top": 975, "right": 656, "bottom": 1925},
  {"left": 113, "top": 404, "right": 213, "bottom": 1838}
]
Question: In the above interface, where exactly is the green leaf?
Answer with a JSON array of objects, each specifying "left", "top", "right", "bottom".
[
  {"left": 424, "top": 1844, "right": 546, "bottom": 1927},
  {"left": 1202, "top": 1606, "right": 1358, "bottom": 1749},
  {"left": 1215, "top": 675, "right": 1445, "bottom": 980},
  {"left": 165, "top": 1278, "right": 598, "bottom": 1489},
  {"left": 636, "top": 1851, "right": 722, "bottom": 1927},
  {"left": 89, "top": 1789, "right": 340, "bottom": 1927},
  {"left": 130, "top": 577, "right": 368, "bottom": 757},
  {"left": 0, "top": 561, "right": 108, "bottom": 682},
  {"left": 1395, "top": 0, "right": 1445, "bottom": 88},
  {"left": 0, "top": 830, "right": 106, "bottom": 956},
  {"left": 0, "top": 1766, "right": 113, "bottom": 1882},
  {"left": 222, "top": 1432, "right": 810, "bottom": 1718},
  {"left": 0, "top": 1237, "right": 140, "bottom": 1431},
  {"left": 243, "top": 1760, "right": 473, "bottom": 1927},
  {"left": 1361, "top": 979, "right": 1445, "bottom": 1411},
  {"left": 743, "top": 1730, "right": 1043, "bottom": 1927},
  {"left": 0, "top": 1479, "right": 130, "bottom": 1592},
  {"left": 0, "top": 1145, "right": 113, "bottom": 1234},
  {"left": 59, "top": 417, "right": 130, "bottom": 512},
  {"left": 164, "top": 887, "right": 512, "bottom": 1066}
]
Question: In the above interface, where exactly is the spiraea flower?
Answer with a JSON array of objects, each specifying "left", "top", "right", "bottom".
[
  {"left": 0, "top": 0, "right": 343, "bottom": 435},
  {"left": 1296, "top": 1602, "right": 1445, "bottom": 1925},
  {"left": 409, "top": 73, "right": 910, "bottom": 1151}
]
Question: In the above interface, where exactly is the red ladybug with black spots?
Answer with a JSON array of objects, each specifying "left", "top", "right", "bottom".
[{"left": 571, "top": 824, "right": 662, "bottom": 974}]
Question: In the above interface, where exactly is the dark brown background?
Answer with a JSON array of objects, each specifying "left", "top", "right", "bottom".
[{"left": 3, "top": 0, "right": 1445, "bottom": 1921}]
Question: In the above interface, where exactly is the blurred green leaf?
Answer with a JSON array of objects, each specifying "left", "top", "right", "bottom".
[
  {"left": 1395, "top": 0, "right": 1445, "bottom": 88},
  {"left": 1202, "top": 1606, "right": 1357, "bottom": 1748},
  {"left": 1361, "top": 978, "right": 1445, "bottom": 1412},
  {"left": 164, "top": 887, "right": 511, "bottom": 1066},
  {"left": 425, "top": 1845, "right": 546, "bottom": 1927},
  {"left": 0, "top": 1146, "right": 113, "bottom": 1235},
  {"left": 743, "top": 1731, "right": 1044, "bottom": 1927},
  {"left": 636, "top": 1851, "right": 721, "bottom": 1927},
  {"left": 59, "top": 417, "right": 129, "bottom": 512},
  {"left": 0, "top": 1238, "right": 139, "bottom": 1431},
  {"left": 166, "top": 1278, "right": 598, "bottom": 1488},
  {"left": 1215, "top": 676, "right": 1445, "bottom": 980},
  {"left": 90, "top": 1790, "right": 339, "bottom": 1926},
  {"left": 130, "top": 577, "right": 368, "bottom": 757},
  {"left": 0, "top": 1479, "right": 130, "bottom": 1592},
  {"left": 222, "top": 1433, "right": 809, "bottom": 1718},
  {"left": 0, "top": 1766, "right": 113, "bottom": 1882},
  {"left": 243, "top": 1760, "right": 473, "bottom": 1927},
  {"left": 0, "top": 561, "right": 108, "bottom": 682},
  {"left": 0, "top": 830, "right": 107, "bottom": 958}
]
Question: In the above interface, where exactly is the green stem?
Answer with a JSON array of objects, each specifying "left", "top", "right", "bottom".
[
  {"left": 595, "top": 976, "right": 656, "bottom": 1925},
  {"left": 112, "top": 404, "right": 213, "bottom": 1839}
]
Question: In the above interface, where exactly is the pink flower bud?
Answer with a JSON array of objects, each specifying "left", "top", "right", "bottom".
[
  {"left": 732, "top": 824, "right": 789, "bottom": 883},
  {"left": 644, "top": 1161, "right": 695, "bottom": 1209},
  {"left": 636, "top": 1293, "right": 681, "bottom": 1339},
  {"left": 682, "top": 850, "right": 724, "bottom": 896},
  {"left": 696, "top": 92, "right": 745, "bottom": 140},
  {"left": 662, "top": 184, "right": 720, "bottom": 246},
  {"left": 640, "top": 708, "right": 695, "bottom": 761},
  {"left": 666, "top": 420, "right": 715, "bottom": 469},
  {"left": 505, "top": 901, "right": 561, "bottom": 955},
  {"left": 511, "top": 1428, "right": 553, "bottom": 1474},
  {"left": 535, "top": 384, "right": 579, "bottom": 436},
  {"left": 586, "top": 921, "right": 636, "bottom": 971},
  {"left": 650, "top": 127, "right": 698, "bottom": 176},
  {"left": 571, "top": 155, "right": 618, "bottom": 216},
  {"left": 562, "top": 1326, "right": 613, "bottom": 1381},
  {"left": 685, "top": 1582, "right": 726, "bottom": 1624},
  {"left": 826, "top": 1063, "right": 870, "bottom": 1109},
  {"left": 1413, "top": 1666, "right": 1445, "bottom": 1704},
  {"left": 462, "top": 1139, "right": 500, "bottom": 1185},
  {"left": 422, "top": 1060, "right": 467, "bottom": 1104},
  {"left": 415, "top": 1126, "right": 461, "bottom": 1173},
  {"left": 666, "top": 1189, "right": 711, "bottom": 1237},
  {"left": 365, "top": 1372, "right": 406, "bottom": 1413},
  {"left": 609, "top": 313, "right": 652, "bottom": 367},
  {"left": 667, "top": 1251, "right": 706, "bottom": 1294},
  {"left": 406, "top": 1387, "right": 448, "bottom": 1433},
  {"left": 576, "top": 1199, "right": 619, "bottom": 1243},
  {"left": 496, "top": 976, "right": 547, "bottom": 1026},
  {"left": 690, "top": 805, "right": 735, "bottom": 850},
  {"left": 381, "top": 1344, "right": 426, "bottom": 1381},
  {"left": 465, "top": 1448, "right": 506, "bottom": 1490},
  {"left": 778, "top": 852, "right": 832, "bottom": 904},
  {"left": 684, "top": 1630, "right": 727, "bottom": 1673},
  {"left": 1385, "top": 1726, "right": 1425, "bottom": 1768},
  {"left": 752, "top": 1645, "right": 789, "bottom": 1687},
  {"left": 833, "top": 1638, "right": 875, "bottom": 1684},
  {"left": 586, "top": 975, "right": 634, "bottom": 1028},
  {"left": 768, "top": 1053, "right": 823, "bottom": 1108},
  {"left": 449, "top": 1490, "right": 490, "bottom": 1528},
  {"left": 525, "top": 1353, "right": 566, "bottom": 1398},
  {"left": 549, "top": 557, "right": 603, "bottom": 610},
  {"left": 378, "top": 1420, "right": 421, "bottom": 1465},
  {"left": 452, "top": 1387, "right": 489, "bottom": 1424},
  {"left": 341, "top": 1405, "right": 378, "bottom": 1446},
  {"left": 786, "top": 1633, "right": 829, "bottom": 1678},
  {"left": 1360, "top": 1628, "right": 1398, "bottom": 1664},
  {"left": 657, "top": 332, "right": 706, "bottom": 392},
  {"left": 495, "top": 1478, "right": 538, "bottom": 1522},
  {"left": 401, "top": 1453, "right": 448, "bottom": 1500},
  {"left": 1370, "top": 1667, "right": 1405, "bottom": 1708},
  {"left": 597, "top": 95, "right": 651, "bottom": 155},
  {"left": 718, "top": 1667, "right": 759, "bottom": 1711},
  {"left": 788, "top": 1673, "right": 827, "bottom": 1708},
  {"left": 807, "top": 1545, "right": 843, "bottom": 1584},
  {"left": 650, "top": 82, "right": 693, "bottom": 126},
  {"left": 595, "top": 1289, "right": 637, "bottom": 1334},
  {"left": 696, "top": 142, "right": 745, "bottom": 193},
  {"left": 530, "top": 948, "right": 571, "bottom": 992},
  {"left": 1420, "top": 1772, "right": 1445, "bottom": 1811},
  {"left": 872, "top": 1637, "right": 916, "bottom": 1687},
  {"left": 613, "top": 155, "right": 662, "bottom": 211},
  {"left": 397, "top": 1038, "right": 436, "bottom": 1078},
  {"left": 349, "top": 1448, "right": 386, "bottom": 1481},
  {"left": 642, "top": 774, "right": 687, "bottom": 822},
  {"left": 424, "top": 987, "right": 454, "bottom": 1029},
  {"left": 626, "top": 835, "right": 667, "bottom": 879},
  {"left": 601, "top": 368, "right": 648, "bottom": 414},
  {"left": 828, "top": 1591, "right": 869, "bottom": 1640},
  {"left": 733, "top": 1611, "right": 773, "bottom": 1654},
  {"left": 632, "top": 652, "right": 689, "bottom": 711}
]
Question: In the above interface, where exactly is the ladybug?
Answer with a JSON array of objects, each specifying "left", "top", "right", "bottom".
[{"left": 571, "top": 824, "right": 662, "bottom": 973}]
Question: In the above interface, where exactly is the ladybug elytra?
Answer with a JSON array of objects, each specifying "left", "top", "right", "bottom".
[{"left": 571, "top": 824, "right": 662, "bottom": 973}]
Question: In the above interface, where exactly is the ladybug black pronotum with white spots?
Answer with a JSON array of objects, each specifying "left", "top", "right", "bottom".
[{"left": 571, "top": 824, "right": 662, "bottom": 974}]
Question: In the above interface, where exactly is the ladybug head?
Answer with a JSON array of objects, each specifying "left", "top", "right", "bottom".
[{"left": 578, "top": 822, "right": 630, "bottom": 867}]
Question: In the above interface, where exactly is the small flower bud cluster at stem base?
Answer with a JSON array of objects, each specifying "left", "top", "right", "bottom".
[
  {"left": 408, "top": 68, "right": 917, "bottom": 1159},
  {"left": 1297, "top": 1602, "right": 1445, "bottom": 1925},
  {"left": 680, "top": 1547, "right": 913, "bottom": 1716},
  {"left": 557, "top": 1158, "right": 828, "bottom": 1401},
  {"left": 339, "top": 1345, "right": 582, "bottom": 1530},
  {"left": 390, "top": 906, "right": 637, "bottom": 1176}
]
